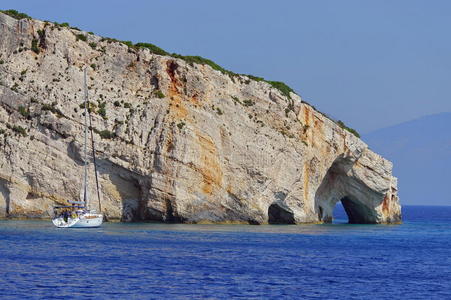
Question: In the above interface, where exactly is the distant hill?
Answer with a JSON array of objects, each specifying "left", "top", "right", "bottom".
[{"left": 363, "top": 113, "right": 451, "bottom": 205}]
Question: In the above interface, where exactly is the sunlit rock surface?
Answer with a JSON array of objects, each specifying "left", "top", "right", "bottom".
[{"left": 0, "top": 12, "right": 401, "bottom": 223}]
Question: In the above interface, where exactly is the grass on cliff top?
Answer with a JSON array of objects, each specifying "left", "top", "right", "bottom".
[
  {"left": 96, "top": 38, "right": 296, "bottom": 99},
  {"left": 0, "top": 9, "right": 295, "bottom": 99},
  {"left": 0, "top": 9, "right": 359, "bottom": 137},
  {"left": 172, "top": 54, "right": 294, "bottom": 99},
  {"left": 0, "top": 9, "right": 31, "bottom": 20},
  {"left": 134, "top": 43, "right": 169, "bottom": 56},
  {"left": 337, "top": 120, "right": 360, "bottom": 138},
  {"left": 122, "top": 42, "right": 295, "bottom": 98}
]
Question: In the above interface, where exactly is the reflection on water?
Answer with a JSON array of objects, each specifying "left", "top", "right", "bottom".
[{"left": 1, "top": 219, "right": 396, "bottom": 236}]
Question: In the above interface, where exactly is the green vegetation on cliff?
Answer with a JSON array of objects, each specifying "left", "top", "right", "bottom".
[
  {"left": 1, "top": 9, "right": 294, "bottom": 99},
  {"left": 0, "top": 9, "right": 31, "bottom": 20},
  {"left": 337, "top": 120, "right": 360, "bottom": 138},
  {"left": 0, "top": 9, "right": 360, "bottom": 138},
  {"left": 134, "top": 43, "right": 169, "bottom": 56},
  {"left": 123, "top": 41, "right": 294, "bottom": 99}
]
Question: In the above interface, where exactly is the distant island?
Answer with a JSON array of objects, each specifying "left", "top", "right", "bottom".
[{"left": 364, "top": 112, "right": 451, "bottom": 206}]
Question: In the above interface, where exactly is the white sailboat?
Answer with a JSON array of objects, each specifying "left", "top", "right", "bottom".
[{"left": 52, "top": 68, "right": 103, "bottom": 228}]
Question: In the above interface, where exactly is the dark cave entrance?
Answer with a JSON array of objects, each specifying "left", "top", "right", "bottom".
[
  {"left": 322, "top": 196, "right": 376, "bottom": 224},
  {"left": 340, "top": 196, "right": 375, "bottom": 224},
  {"left": 268, "top": 203, "right": 296, "bottom": 224}
]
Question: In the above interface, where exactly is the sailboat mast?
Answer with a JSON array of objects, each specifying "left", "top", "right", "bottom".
[
  {"left": 83, "top": 68, "right": 89, "bottom": 209},
  {"left": 88, "top": 96, "right": 102, "bottom": 213},
  {"left": 84, "top": 68, "right": 102, "bottom": 213}
]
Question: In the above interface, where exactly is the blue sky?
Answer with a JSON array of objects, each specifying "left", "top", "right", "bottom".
[{"left": 1, "top": 0, "right": 450, "bottom": 133}]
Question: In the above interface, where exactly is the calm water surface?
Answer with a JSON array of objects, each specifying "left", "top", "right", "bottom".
[{"left": 1, "top": 206, "right": 450, "bottom": 299}]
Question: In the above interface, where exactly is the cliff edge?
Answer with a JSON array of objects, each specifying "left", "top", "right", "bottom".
[{"left": 0, "top": 12, "right": 401, "bottom": 224}]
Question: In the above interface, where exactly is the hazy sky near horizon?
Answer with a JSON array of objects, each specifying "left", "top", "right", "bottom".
[{"left": 2, "top": 0, "right": 450, "bottom": 133}]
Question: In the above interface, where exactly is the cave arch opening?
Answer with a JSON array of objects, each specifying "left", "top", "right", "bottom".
[
  {"left": 332, "top": 201, "right": 347, "bottom": 224},
  {"left": 315, "top": 156, "right": 376, "bottom": 224},
  {"left": 340, "top": 196, "right": 374, "bottom": 224},
  {"left": 328, "top": 197, "right": 375, "bottom": 224}
]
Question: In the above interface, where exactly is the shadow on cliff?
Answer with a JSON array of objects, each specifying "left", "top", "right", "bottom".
[
  {"left": 0, "top": 179, "right": 10, "bottom": 217},
  {"left": 93, "top": 156, "right": 182, "bottom": 223}
]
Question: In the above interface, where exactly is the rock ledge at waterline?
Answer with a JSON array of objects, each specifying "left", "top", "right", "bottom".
[{"left": 0, "top": 12, "right": 401, "bottom": 224}]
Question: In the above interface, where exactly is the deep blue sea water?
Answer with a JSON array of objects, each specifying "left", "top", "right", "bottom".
[{"left": 1, "top": 206, "right": 450, "bottom": 299}]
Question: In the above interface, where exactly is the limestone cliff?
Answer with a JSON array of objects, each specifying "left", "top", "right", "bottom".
[{"left": 0, "top": 12, "right": 401, "bottom": 224}]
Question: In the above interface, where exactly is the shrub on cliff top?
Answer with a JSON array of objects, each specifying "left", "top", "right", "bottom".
[
  {"left": 337, "top": 120, "right": 360, "bottom": 138},
  {"left": 122, "top": 41, "right": 134, "bottom": 48},
  {"left": 1, "top": 9, "right": 298, "bottom": 102},
  {"left": 0, "top": 9, "right": 31, "bottom": 20},
  {"left": 75, "top": 34, "right": 87, "bottom": 42},
  {"left": 134, "top": 43, "right": 169, "bottom": 56},
  {"left": 172, "top": 54, "right": 233, "bottom": 75},
  {"left": 266, "top": 81, "right": 294, "bottom": 99},
  {"left": 127, "top": 42, "right": 295, "bottom": 99}
]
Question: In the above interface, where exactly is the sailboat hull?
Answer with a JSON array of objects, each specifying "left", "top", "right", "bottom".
[{"left": 52, "top": 212, "right": 103, "bottom": 228}]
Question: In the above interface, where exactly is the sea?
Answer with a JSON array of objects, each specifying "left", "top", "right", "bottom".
[{"left": 0, "top": 205, "right": 450, "bottom": 299}]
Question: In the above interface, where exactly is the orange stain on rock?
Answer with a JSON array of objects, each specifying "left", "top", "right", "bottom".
[
  {"left": 196, "top": 132, "right": 223, "bottom": 195},
  {"left": 303, "top": 106, "right": 311, "bottom": 126},
  {"left": 166, "top": 60, "right": 189, "bottom": 121},
  {"left": 312, "top": 116, "right": 325, "bottom": 150},
  {"left": 188, "top": 95, "right": 201, "bottom": 108},
  {"left": 169, "top": 95, "right": 188, "bottom": 120}
]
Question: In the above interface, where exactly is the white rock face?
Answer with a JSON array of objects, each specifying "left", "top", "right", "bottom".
[{"left": 0, "top": 12, "right": 401, "bottom": 223}]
